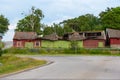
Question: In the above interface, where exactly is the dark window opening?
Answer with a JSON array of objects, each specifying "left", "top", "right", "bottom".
[
  {"left": 85, "top": 32, "right": 101, "bottom": 37},
  {"left": 79, "top": 33, "right": 83, "bottom": 35},
  {"left": 36, "top": 42, "right": 40, "bottom": 46}
]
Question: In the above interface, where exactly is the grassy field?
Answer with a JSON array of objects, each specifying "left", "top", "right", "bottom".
[
  {"left": 0, "top": 55, "right": 47, "bottom": 76},
  {"left": 42, "top": 40, "right": 71, "bottom": 48},
  {"left": 42, "top": 40, "right": 84, "bottom": 48}
]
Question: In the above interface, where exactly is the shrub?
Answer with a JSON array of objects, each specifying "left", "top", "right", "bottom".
[
  {"left": 3, "top": 47, "right": 119, "bottom": 56},
  {"left": 70, "top": 41, "right": 79, "bottom": 50},
  {"left": 3, "top": 48, "right": 30, "bottom": 54}
]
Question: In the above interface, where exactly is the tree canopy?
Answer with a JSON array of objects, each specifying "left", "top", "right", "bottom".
[
  {"left": 15, "top": 6, "right": 44, "bottom": 35},
  {"left": 14, "top": 6, "right": 120, "bottom": 36},
  {"left": 99, "top": 7, "right": 120, "bottom": 29},
  {"left": 0, "top": 15, "right": 9, "bottom": 34},
  {"left": 43, "top": 23, "right": 72, "bottom": 36},
  {"left": 61, "top": 14, "right": 101, "bottom": 32}
]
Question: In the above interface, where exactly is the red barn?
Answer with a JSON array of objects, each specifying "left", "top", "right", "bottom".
[
  {"left": 106, "top": 28, "right": 120, "bottom": 48},
  {"left": 13, "top": 32, "right": 41, "bottom": 48},
  {"left": 63, "top": 32, "right": 85, "bottom": 41},
  {"left": 63, "top": 31, "right": 106, "bottom": 48},
  {"left": 83, "top": 31, "right": 106, "bottom": 48}
]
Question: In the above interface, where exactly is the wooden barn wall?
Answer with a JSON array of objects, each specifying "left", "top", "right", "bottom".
[
  {"left": 13, "top": 39, "right": 41, "bottom": 48},
  {"left": 83, "top": 39, "right": 105, "bottom": 48},
  {"left": 110, "top": 38, "right": 120, "bottom": 48}
]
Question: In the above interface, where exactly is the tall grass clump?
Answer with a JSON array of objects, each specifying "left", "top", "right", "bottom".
[{"left": 0, "top": 55, "right": 47, "bottom": 75}]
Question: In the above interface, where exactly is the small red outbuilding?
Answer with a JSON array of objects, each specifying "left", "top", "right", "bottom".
[
  {"left": 13, "top": 32, "right": 41, "bottom": 48},
  {"left": 83, "top": 31, "right": 106, "bottom": 48},
  {"left": 63, "top": 31, "right": 106, "bottom": 48},
  {"left": 106, "top": 28, "right": 120, "bottom": 48}
]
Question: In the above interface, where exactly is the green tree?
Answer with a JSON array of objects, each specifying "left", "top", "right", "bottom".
[
  {"left": 53, "top": 23, "right": 64, "bottom": 36},
  {"left": 0, "top": 48, "right": 3, "bottom": 57},
  {"left": 63, "top": 25, "right": 73, "bottom": 34},
  {"left": 62, "top": 18, "right": 81, "bottom": 32},
  {"left": 0, "top": 15, "right": 9, "bottom": 34},
  {"left": 16, "top": 6, "right": 44, "bottom": 35},
  {"left": 43, "top": 23, "right": 73, "bottom": 36},
  {"left": 79, "top": 14, "right": 100, "bottom": 31},
  {"left": 43, "top": 26, "right": 54, "bottom": 36},
  {"left": 61, "top": 14, "right": 101, "bottom": 31},
  {"left": 70, "top": 41, "right": 79, "bottom": 50},
  {"left": 99, "top": 7, "right": 120, "bottom": 29}
]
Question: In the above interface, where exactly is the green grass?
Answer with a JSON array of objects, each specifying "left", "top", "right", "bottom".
[
  {"left": 42, "top": 40, "right": 84, "bottom": 48},
  {"left": 0, "top": 55, "right": 47, "bottom": 76},
  {"left": 0, "top": 42, "right": 4, "bottom": 50},
  {"left": 3, "top": 48, "right": 120, "bottom": 56},
  {"left": 42, "top": 40, "right": 71, "bottom": 48}
]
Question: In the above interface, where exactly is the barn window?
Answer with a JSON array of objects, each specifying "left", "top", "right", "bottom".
[
  {"left": 85, "top": 32, "right": 101, "bottom": 37},
  {"left": 97, "top": 32, "right": 101, "bottom": 36},
  {"left": 117, "top": 38, "right": 119, "bottom": 40},
  {"left": 63, "top": 34, "right": 69, "bottom": 40},
  {"left": 17, "top": 41, "right": 22, "bottom": 47},
  {"left": 79, "top": 33, "right": 83, "bottom": 35},
  {"left": 35, "top": 41, "right": 40, "bottom": 47}
]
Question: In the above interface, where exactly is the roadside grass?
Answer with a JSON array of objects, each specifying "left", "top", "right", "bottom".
[
  {"left": 3, "top": 48, "right": 120, "bottom": 56},
  {"left": 0, "top": 55, "right": 47, "bottom": 76}
]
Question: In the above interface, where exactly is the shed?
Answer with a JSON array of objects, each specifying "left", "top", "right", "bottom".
[
  {"left": 106, "top": 28, "right": 120, "bottom": 48},
  {"left": 63, "top": 31, "right": 106, "bottom": 48},
  {"left": 63, "top": 32, "right": 85, "bottom": 41},
  {"left": 83, "top": 31, "right": 106, "bottom": 48},
  {"left": 13, "top": 32, "right": 41, "bottom": 48}
]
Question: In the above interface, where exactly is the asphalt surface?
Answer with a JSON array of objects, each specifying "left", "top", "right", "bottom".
[{"left": 1, "top": 56, "right": 120, "bottom": 80}]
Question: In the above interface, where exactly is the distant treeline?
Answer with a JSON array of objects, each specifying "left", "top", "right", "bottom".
[{"left": 42, "top": 7, "right": 120, "bottom": 36}]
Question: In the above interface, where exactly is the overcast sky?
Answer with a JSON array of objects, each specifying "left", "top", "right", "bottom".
[{"left": 0, "top": 0, "right": 120, "bottom": 41}]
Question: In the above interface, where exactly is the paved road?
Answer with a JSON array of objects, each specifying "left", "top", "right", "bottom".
[{"left": 1, "top": 56, "right": 120, "bottom": 79}]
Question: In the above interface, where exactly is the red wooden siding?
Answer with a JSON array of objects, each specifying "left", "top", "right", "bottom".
[
  {"left": 13, "top": 39, "right": 41, "bottom": 48},
  {"left": 83, "top": 39, "right": 105, "bottom": 48},
  {"left": 110, "top": 38, "right": 120, "bottom": 44},
  {"left": 110, "top": 38, "right": 120, "bottom": 48}
]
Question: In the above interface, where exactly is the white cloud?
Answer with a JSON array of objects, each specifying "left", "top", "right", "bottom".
[
  {"left": 8, "top": 18, "right": 21, "bottom": 30},
  {"left": 8, "top": 24, "right": 16, "bottom": 30},
  {"left": 44, "top": 15, "right": 74, "bottom": 25},
  {"left": 2, "top": 29, "right": 14, "bottom": 41}
]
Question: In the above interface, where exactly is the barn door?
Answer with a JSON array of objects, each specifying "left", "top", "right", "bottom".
[{"left": 25, "top": 42, "right": 33, "bottom": 48}]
